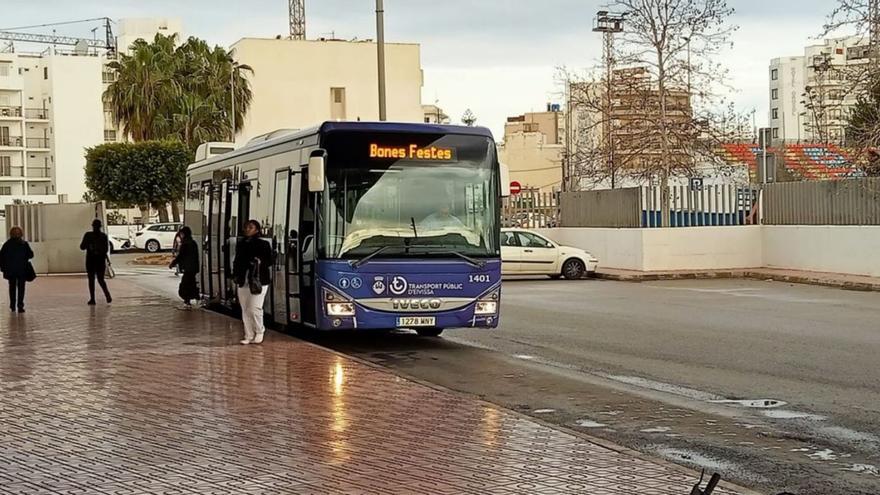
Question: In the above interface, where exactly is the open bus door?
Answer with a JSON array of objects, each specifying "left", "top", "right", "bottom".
[{"left": 272, "top": 168, "right": 304, "bottom": 326}]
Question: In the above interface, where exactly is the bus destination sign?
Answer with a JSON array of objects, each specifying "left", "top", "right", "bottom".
[{"left": 369, "top": 143, "right": 456, "bottom": 161}]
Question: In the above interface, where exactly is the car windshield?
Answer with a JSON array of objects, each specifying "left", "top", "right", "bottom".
[{"left": 319, "top": 132, "right": 500, "bottom": 259}]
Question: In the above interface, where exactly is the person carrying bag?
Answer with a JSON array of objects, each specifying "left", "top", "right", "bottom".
[
  {"left": 0, "top": 226, "right": 35, "bottom": 313},
  {"left": 232, "top": 220, "right": 273, "bottom": 345}
]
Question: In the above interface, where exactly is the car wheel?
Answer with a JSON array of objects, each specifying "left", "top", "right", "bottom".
[
  {"left": 561, "top": 259, "right": 586, "bottom": 280},
  {"left": 416, "top": 328, "right": 444, "bottom": 337},
  {"left": 145, "top": 240, "right": 161, "bottom": 253}
]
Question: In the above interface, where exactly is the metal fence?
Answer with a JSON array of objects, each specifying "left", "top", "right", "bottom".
[
  {"left": 502, "top": 190, "right": 559, "bottom": 228},
  {"left": 641, "top": 184, "right": 760, "bottom": 228},
  {"left": 560, "top": 187, "right": 642, "bottom": 228},
  {"left": 763, "top": 178, "right": 880, "bottom": 225}
]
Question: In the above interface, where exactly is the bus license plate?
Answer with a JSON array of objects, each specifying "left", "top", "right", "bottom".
[{"left": 397, "top": 316, "right": 436, "bottom": 327}]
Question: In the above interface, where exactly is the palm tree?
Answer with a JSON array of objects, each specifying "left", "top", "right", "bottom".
[{"left": 104, "top": 34, "right": 253, "bottom": 149}]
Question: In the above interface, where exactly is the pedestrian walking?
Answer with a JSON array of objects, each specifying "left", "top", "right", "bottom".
[
  {"left": 80, "top": 219, "right": 112, "bottom": 305},
  {"left": 0, "top": 227, "right": 34, "bottom": 313},
  {"left": 171, "top": 231, "right": 182, "bottom": 276},
  {"left": 169, "top": 226, "right": 200, "bottom": 309},
  {"left": 232, "top": 220, "right": 272, "bottom": 345}
]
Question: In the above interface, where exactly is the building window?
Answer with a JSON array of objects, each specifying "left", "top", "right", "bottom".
[
  {"left": 771, "top": 68, "right": 778, "bottom": 81},
  {"left": 330, "top": 87, "right": 346, "bottom": 121},
  {"left": 772, "top": 128, "right": 779, "bottom": 139},
  {"left": 771, "top": 108, "right": 779, "bottom": 120},
  {"left": 0, "top": 186, "right": 12, "bottom": 196},
  {"left": 424, "top": 117, "right": 431, "bottom": 123},
  {"left": 103, "top": 130, "right": 117, "bottom": 142},
  {"left": 771, "top": 89, "right": 778, "bottom": 100},
  {"left": 0, "top": 63, "right": 10, "bottom": 77},
  {"left": 0, "top": 156, "right": 10, "bottom": 176},
  {"left": 43, "top": 67, "right": 48, "bottom": 80}
]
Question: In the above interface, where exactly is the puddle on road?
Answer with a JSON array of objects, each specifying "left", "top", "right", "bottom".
[
  {"left": 602, "top": 374, "right": 722, "bottom": 401},
  {"left": 842, "top": 464, "right": 880, "bottom": 476},
  {"left": 807, "top": 449, "right": 839, "bottom": 461},
  {"left": 762, "top": 410, "right": 827, "bottom": 421},
  {"left": 575, "top": 419, "right": 607, "bottom": 428},
  {"left": 709, "top": 399, "right": 786, "bottom": 409},
  {"left": 641, "top": 426, "right": 672, "bottom": 433}
]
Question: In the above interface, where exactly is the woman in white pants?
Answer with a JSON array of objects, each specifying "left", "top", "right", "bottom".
[{"left": 232, "top": 220, "right": 274, "bottom": 345}]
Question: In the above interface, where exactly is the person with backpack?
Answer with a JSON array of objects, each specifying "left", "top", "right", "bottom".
[
  {"left": 232, "top": 220, "right": 273, "bottom": 345},
  {"left": 169, "top": 226, "right": 200, "bottom": 310},
  {"left": 80, "top": 219, "right": 112, "bottom": 306},
  {"left": 0, "top": 226, "right": 35, "bottom": 313}
]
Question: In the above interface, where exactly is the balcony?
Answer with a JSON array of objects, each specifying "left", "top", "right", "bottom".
[
  {"left": 26, "top": 167, "right": 51, "bottom": 179},
  {"left": 25, "top": 137, "right": 49, "bottom": 149},
  {"left": 24, "top": 108, "right": 49, "bottom": 120},
  {"left": 0, "top": 136, "right": 23, "bottom": 147},
  {"left": 0, "top": 106, "right": 22, "bottom": 119},
  {"left": 0, "top": 165, "right": 24, "bottom": 178}
]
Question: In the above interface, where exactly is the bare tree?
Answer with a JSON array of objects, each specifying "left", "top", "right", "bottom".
[{"left": 564, "top": 0, "right": 745, "bottom": 223}]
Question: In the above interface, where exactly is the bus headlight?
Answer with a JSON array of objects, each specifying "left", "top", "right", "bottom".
[
  {"left": 475, "top": 301, "right": 498, "bottom": 315},
  {"left": 327, "top": 302, "right": 355, "bottom": 317}
]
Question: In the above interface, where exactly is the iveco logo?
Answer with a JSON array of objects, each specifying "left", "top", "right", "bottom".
[{"left": 392, "top": 299, "right": 442, "bottom": 310}]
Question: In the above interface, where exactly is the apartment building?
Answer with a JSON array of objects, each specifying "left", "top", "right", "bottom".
[
  {"left": 0, "top": 18, "right": 181, "bottom": 207},
  {"left": 497, "top": 108, "right": 565, "bottom": 192},
  {"left": 769, "top": 36, "right": 869, "bottom": 143}
]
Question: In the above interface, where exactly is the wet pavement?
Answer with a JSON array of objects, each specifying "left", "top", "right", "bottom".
[{"left": 0, "top": 277, "right": 749, "bottom": 494}]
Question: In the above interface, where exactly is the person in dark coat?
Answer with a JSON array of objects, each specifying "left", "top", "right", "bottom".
[
  {"left": 0, "top": 226, "right": 34, "bottom": 313},
  {"left": 80, "top": 219, "right": 112, "bottom": 305},
  {"left": 169, "top": 226, "right": 200, "bottom": 309},
  {"left": 232, "top": 220, "right": 273, "bottom": 345}
]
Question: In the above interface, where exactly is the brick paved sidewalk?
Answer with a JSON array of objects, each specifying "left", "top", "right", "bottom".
[{"left": 0, "top": 277, "right": 749, "bottom": 495}]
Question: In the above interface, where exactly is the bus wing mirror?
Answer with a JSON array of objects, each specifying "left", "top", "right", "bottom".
[
  {"left": 500, "top": 162, "right": 511, "bottom": 197},
  {"left": 308, "top": 149, "right": 327, "bottom": 193}
]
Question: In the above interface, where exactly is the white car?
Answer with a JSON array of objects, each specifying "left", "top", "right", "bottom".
[
  {"left": 134, "top": 223, "right": 182, "bottom": 253},
  {"left": 501, "top": 228, "right": 598, "bottom": 279},
  {"left": 108, "top": 236, "right": 131, "bottom": 254}
]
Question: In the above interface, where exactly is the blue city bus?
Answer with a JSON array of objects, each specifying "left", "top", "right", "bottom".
[{"left": 185, "top": 122, "right": 509, "bottom": 336}]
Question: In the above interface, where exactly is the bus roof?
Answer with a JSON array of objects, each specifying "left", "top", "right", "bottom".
[
  {"left": 319, "top": 121, "right": 494, "bottom": 139},
  {"left": 188, "top": 121, "right": 494, "bottom": 173}
]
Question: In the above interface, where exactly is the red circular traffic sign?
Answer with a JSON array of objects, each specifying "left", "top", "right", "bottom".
[{"left": 510, "top": 181, "right": 522, "bottom": 195}]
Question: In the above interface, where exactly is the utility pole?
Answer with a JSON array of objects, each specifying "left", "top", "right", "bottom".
[
  {"left": 376, "top": 0, "right": 387, "bottom": 121},
  {"left": 593, "top": 11, "right": 624, "bottom": 189},
  {"left": 230, "top": 62, "right": 236, "bottom": 142}
]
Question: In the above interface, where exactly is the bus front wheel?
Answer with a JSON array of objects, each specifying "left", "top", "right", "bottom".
[{"left": 416, "top": 328, "right": 444, "bottom": 337}]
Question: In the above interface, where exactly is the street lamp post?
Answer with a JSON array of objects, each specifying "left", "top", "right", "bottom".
[
  {"left": 593, "top": 10, "right": 625, "bottom": 190},
  {"left": 376, "top": 0, "right": 387, "bottom": 122}
]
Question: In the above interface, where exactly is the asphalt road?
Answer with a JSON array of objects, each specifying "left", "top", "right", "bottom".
[{"left": 118, "top": 260, "right": 880, "bottom": 495}]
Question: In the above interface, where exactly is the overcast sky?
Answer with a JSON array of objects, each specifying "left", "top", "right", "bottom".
[{"left": 4, "top": 0, "right": 842, "bottom": 138}]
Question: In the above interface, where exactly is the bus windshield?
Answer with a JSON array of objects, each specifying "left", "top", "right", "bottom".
[{"left": 319, "top": 132, "right": 499, "bottom": 260}]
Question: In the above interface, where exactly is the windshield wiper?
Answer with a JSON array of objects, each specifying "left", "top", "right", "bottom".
[
  {"left": 404, "top": 244, "right": 487, "bottom": 268},
  {"left": 444, "top": 250, "right": 486, "bottom": 268},
  {"left": 350, "top": 245, "right": 394, "bottom": 268}
]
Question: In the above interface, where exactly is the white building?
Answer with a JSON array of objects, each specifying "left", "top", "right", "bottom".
[
  {"left": 0, "top": 18, "right": 182, "bottom": 208},
  {"left": 230, "top": 38, "right": 424, "bottom": 145},
  {"left": 769, "top": 36, "right": 868, "bottom": 143}
]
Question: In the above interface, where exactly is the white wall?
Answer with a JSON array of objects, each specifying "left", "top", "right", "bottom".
[
  {"left": 641, "top": 227, "right": 763, "bottom": 271},
  {"left": 763, "top": 226, "right": 880, "bottom": 278},
  {"left": 539, "top": 225, "right": 880, "bottom": 277}
]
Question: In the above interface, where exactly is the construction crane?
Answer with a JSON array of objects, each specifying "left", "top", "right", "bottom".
[
  {"left": 289, "top": 0, "right": 305, "bottom": 40},
  {"left": 0, "top": 17, "right": 115, "bottom": 54}
]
